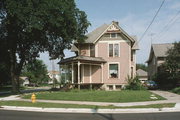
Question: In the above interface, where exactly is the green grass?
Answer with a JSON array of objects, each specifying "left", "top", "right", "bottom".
[
  {"left": 22, "top": 90, "right": 165, "bottom": 103},
  {"left": 0, "top": 101, "right": 175, "bottom": 109}
]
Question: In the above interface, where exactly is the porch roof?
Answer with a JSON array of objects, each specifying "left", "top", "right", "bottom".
[{"left": 58, "top": 56, "right": 106, "bottom": 64}]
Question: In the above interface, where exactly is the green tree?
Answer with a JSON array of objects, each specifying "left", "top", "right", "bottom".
[
  {"left": 0, "top": 0, "right": 90, "bottom": 93},
  {"left": 0, "top": 39, "right": 11, "bottom": 86},
  {"left": 21, "top": 59, "right": 49, "bottom": 85},
  {"left": 136, "top": 63, "right": 148, "bottom": 71},
  {"left": 155, "top": 41, "right": 180, "bottom": 89}
]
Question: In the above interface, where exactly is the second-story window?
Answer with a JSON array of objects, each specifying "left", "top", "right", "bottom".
[
  {"left": 90, "top": 45, "right": 95, "bottom": 57},
  {"left": 109, "top": 44, "right": 113, "bottom": 57},
  {"left": 114, "top": 44, "right": 119, "bottom": 57},
  {"left": 109, "top": 43, "right": 119, "bottom": 57}
]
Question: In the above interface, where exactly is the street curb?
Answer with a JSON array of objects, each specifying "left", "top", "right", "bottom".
[{"left": 1, "top": 106, "right": 180, "bottom": 114}]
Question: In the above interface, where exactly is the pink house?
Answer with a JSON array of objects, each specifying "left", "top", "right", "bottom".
[{"left": 59, "top": 21, "right": 138, "bottom": 90}]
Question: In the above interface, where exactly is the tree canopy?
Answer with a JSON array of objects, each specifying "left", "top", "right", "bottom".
[
  {"left": 0, "top": 0, "right": 90, "bottom": 93},
  {"left": 155, "top": 41, "right": 180, "bottom": 89},
  {"left": 21, "top": 59, "right": 49, "bottom": 85}
]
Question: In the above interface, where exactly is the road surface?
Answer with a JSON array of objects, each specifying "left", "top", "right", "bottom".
[{"left": 0, "top": 110, "right": 180, "bottom": 120}]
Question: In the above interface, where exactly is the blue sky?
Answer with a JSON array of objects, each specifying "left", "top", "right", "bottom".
[{"left": 40, "top": 0, "right": 180, "bottom": 71}]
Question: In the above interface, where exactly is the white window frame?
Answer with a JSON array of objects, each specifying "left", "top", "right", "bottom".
[
  {"left": 108, "top": 43, "right": 120, "bottom": 57},
  {"left": 108, "top": 62, "right": 120, "bottom": 79}
]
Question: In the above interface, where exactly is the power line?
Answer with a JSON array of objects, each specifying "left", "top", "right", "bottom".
[
  {"left": 138, "top": 0, "right": 165, "bottom": 42},
  {"left": 154, "top": 10, "right": 180, "bottom": 40}
]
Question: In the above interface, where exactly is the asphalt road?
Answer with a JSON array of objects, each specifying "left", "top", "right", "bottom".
[{"left": 0, "top": 110, "right": 180, "bottom": 120}]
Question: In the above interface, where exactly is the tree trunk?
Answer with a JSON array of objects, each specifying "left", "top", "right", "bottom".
[{"left": 9, "top": 50, "right": 20, "bottom": 94}]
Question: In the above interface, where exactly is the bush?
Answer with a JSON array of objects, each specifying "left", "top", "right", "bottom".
[
  {"left": 171, "top": 87, "right": 180, "bottom": 94},
  {"left": 125, "top": 76, "right": 146, "bottom": 90}
]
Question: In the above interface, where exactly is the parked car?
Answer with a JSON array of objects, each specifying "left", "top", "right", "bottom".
[{"left": 144, "top": 80, "right": 158, "bottom": 89}]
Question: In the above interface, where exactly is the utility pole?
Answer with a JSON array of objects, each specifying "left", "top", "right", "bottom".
[{"left": 150, "top": 33, "right": 155, "bottom": 45}]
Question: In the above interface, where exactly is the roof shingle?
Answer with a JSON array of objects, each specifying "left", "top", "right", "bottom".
[{"left": 152, "top": 43, "right": 173, "bottom": 57}]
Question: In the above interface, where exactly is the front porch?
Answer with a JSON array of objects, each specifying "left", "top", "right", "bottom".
[{"left": 58, "top": 56, "right": 106, "bottom": 89}]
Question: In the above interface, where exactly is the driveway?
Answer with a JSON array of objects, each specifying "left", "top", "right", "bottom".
[{"left": 150, "top": 90, "right": 180, "bottom": 103}]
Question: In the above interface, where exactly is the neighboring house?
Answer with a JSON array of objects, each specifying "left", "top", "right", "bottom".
[
  {"left": 58, "top": 21, "right": 139, "bottom": 90},
  {"left": 47, "top": 71, "right": 60, "bottom": 84},
  {"left": 20, "top": 76, "right": 29, "bottom": 86},
  {"left": 146, "top": 43, "right": 173, "bottom": 80},
  {"left": 136, "top": 69, "right": 148, "bottom": 83}
]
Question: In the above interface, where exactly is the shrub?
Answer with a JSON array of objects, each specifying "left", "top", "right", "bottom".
[
  {"left": 125, "top": 76, "right": 146, "bottom": 90},
  {"left": 172, "top": 87, "right": 180, "bottom": 94}
]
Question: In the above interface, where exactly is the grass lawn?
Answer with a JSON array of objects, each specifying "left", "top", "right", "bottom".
[
  {"left": 22, "top": 90, "right": 165, "bottom": 103},
  {"left": 0, "top": 101, "right": 175, "bottom": 109}
]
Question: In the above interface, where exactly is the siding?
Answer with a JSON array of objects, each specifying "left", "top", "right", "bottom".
[
  {"left": 78, "top": 44, "right": 90, "bottom": 56},
  {"left": 97, "top": 40, "right": 130, "bottom": 84}
]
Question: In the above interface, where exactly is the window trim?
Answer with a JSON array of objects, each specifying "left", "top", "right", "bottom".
[
  {"left": 108, "top": 43, "right": 120, "bottom": 57},
  {"left": 108, "top": 62, "right": 120, "bottom": 79}
]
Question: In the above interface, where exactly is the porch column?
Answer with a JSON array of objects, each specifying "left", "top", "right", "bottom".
[
  {"left": 71, "top": 62, "right": 74, "bottom": 84},
  {"left": 65, "top": 64, "right": 67, "bottom": 83},
  {"left": 89, "top": 64, "right": 92, "bottom": 90},
  {"left": 101, "top": 63, "right": 104, "bottom": 83},
  {"left": 90, "top": 64, "right": 92, "bottom": 83},
  {"left": 78, "top": 61, "right": 80, "bottom": 89}
]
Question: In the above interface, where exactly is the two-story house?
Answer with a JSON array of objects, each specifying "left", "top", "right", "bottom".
[
  {"left": 146, "top": 43, "right": 173, "bottom": 80},
  {"left": 58, "top": 21, "right": 138, "bottom": 90}
]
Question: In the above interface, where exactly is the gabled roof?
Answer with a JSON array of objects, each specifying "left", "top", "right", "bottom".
[
  {"left": 131, "top": 36, "right": 139, "bottom": 50},
  {"left": 84, "top": 21, "right": 136, "bottom": 44},
  {"left": 152, "top": 43, "right": 173, "bottom": 57},
  {"left": 136, "top": 69, "right": 147, "bottom": 77},
  {"left": 85, "top": 24, "right": 109, "bottom": 43},
  {"left": 146, "top": 43, "right": 174, "bottom": 63}
]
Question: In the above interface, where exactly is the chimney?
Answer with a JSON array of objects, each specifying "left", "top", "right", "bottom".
[{"left": 113, "top": 21, "right": 119, "bottom": 25}]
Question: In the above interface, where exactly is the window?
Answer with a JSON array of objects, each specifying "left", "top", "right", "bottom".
[
  {"left": 116, "top": 85, "right": 122, "bottom": 90},
  {"left": 109, "top": 44, "right": 113, "bottom": 57},
  {"left": 110, "top": 33, "right": 117, "bottom": 38},
  {"left": 114, "top": 44, "right": 119, "bottom": 57},
  {"left": 109, "top": 64, "right": 118, "bottom": 78},
  {"left": 108, "top": 85, "right": 113, "bottom": 90},
  {"left": 109, "top": 43, "right": 119, "bottom": 57},
  {"left": 90, "top": 45, "right": 95, "bottom": 57}
]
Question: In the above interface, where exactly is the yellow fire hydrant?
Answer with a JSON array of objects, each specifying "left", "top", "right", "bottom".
[{"left": 31, "top": 93, "right": 36, "bottom": 103}]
